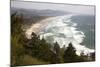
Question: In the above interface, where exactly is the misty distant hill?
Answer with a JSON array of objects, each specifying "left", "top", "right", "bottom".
[
  {"left": 11, "top": 7, "right": 69, "bottom": 17},
  {"left": 11, "top": 7, "right": 70, "bottom": 31}
]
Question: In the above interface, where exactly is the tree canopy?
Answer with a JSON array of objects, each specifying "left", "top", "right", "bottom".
[{"left": 11, "top": 13, "right": 95, "bottom": 66}]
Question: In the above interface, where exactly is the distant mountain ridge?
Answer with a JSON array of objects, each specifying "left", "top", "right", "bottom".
[{"left": 11, "top": 7, "right": 70, "bottom": 17}]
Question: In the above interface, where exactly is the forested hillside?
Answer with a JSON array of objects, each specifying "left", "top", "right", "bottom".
[{"left": 11, "top": 13, "right": 95, "bottom": 66}]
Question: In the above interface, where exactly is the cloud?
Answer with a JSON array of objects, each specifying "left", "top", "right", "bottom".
[{"left": 11, "top": 1, "right": 95, "bottom": 15}]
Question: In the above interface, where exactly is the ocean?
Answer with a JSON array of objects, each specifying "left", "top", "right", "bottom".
[{"left": 26, "top": 14, "right": 95, "bottom": 55}]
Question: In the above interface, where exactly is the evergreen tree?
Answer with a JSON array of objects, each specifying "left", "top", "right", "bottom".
[
  {"left": 54, "top": 42, "right": 60, "bottom": 55},
  {"left": 11, "top": 13, "right": 26, "bottom": 66},
  {"left": 53, "top": 42, "right": 62, "bottom": 63},
  {"left": 24, "top": 32, "right": 57, "bottom": 63},
  {"left": 63, "top": 42, "right": 77, "bottom": 63},
  {"left": 11, "top": 12, "right": 94, "bottom": 65}
]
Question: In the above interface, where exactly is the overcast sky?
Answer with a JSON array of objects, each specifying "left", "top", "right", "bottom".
[{"left": 11, "top": 0, "right": 95, "bottom": 15}]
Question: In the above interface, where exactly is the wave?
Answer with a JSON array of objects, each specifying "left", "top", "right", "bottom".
[{"left": 26, "top": 14, "right": 94, "bottom": 56}]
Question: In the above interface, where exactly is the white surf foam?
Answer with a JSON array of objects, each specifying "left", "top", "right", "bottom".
[{"left": 26, "top": 14, "right": 94, "bottom": 56}]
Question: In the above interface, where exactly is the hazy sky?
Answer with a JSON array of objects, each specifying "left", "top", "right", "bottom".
[{"left": 11, "top": 1, "right": 95, "bottom": 15}]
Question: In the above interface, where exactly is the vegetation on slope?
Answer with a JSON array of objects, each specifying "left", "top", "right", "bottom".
[{"left": 11, "top": 13, "right": 95, "bottom": 66}]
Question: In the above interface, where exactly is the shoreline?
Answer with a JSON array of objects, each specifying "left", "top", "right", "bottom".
[{"left": 25, "top": 15, "right": 95, "bottom": 56}]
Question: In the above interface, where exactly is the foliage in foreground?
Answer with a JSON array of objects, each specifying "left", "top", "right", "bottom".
[{"left": 11, "top": 13, "right": 95, "bottom": 66}]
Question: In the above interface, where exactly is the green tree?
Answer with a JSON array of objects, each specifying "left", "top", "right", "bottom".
[
  {"left": 54, "top": 42, "right": 60, "bottom": 55},
  {"left": 63, "top": 42, "right": 77, "bottom": 63},
  {"left": 53, "top": 42, "right": 63, "bottom": 63},
  {"left": 11, "top": 13, "right": 27, "bottom": 66},
  {"left": 24, "top": 32, "right": 57, "bottom": 63}
]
